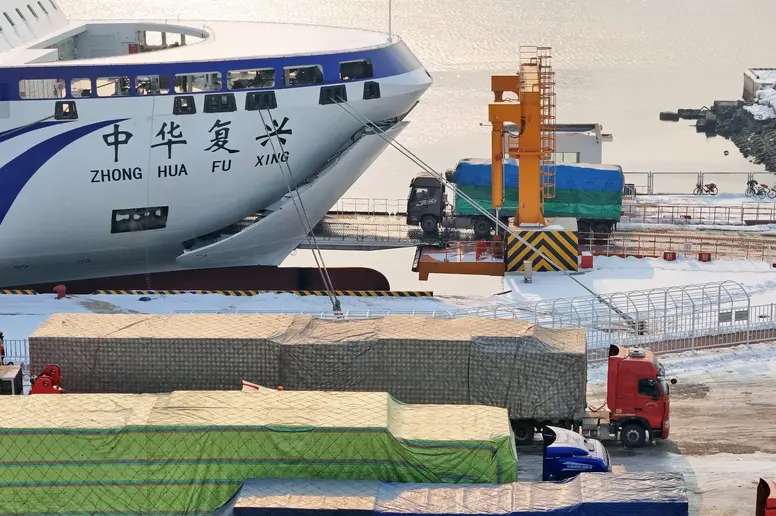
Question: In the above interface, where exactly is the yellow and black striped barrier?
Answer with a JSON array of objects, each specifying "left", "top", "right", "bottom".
[
  {"left": 293, "top": 290, "right": 433, "bottom": 297},
  {"left": 505, "top": 230, "right": 579, "bottom": 272},
  {"left": 0, "top": 289, "right": 37, "bottom": 295},
  {"left": 94, "top": 290, "right": 262, "bottom": 296},
  {"left": 93, "top": 290, "right": 434, "bottom": 297}
]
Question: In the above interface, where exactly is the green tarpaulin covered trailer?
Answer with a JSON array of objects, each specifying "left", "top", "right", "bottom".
[{"left": 0, "top": 389, "right": 517, "bottom": 515}]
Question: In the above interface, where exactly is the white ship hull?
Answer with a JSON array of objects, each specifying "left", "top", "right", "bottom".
[{"left": 0, "top": 10, "right": 432, "bottom": 286}]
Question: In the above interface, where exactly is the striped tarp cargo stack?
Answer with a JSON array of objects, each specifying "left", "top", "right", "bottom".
[{"left": 28, "top": 313, "right": 587, "bottom": 421}]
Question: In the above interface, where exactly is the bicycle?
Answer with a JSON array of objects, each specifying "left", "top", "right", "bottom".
[
  {"left": 693, "top": 182, "right": 718, "bottom": 195},
  {"left": 745, "top": 179, "right": 774, "bottom": 199}
]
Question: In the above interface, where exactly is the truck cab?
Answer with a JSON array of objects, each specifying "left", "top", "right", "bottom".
[
  {"left": 541, "top": 425, "right": 611, "bottom": 481},
  {"left": 406, "top": 173, "right": 445, "bottom": 234},
  {"left": 605, "top": 344, "right": 676, "bottom": 447}
]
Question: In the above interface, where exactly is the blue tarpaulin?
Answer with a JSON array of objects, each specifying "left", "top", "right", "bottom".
[
  {"left": 452, "top": 158, "right": 624, "bottom": 193},
  {"left": 218, "top": 473, "right": 688, "bottom": 516}
]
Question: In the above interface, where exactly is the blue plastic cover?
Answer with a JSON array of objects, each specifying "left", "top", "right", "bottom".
[
  {"left": 219, "top": 473, "right": 688, "bottom": 516},
  {"left": 453, "top": 158, "right": 624, "bottom": 192}
]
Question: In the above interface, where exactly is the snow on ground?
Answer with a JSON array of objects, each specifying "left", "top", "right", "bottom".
[
  {"left": 505, "top": 255, "right": 776, "bottom": 305},
  {"left": 619, "top": 221, "right": 776, "bottom": 232},
  {"left": 744, "top": 86, "right": 776, "bottom": 120},
  {"left": 588, "top": 341, "right": 776, "bottom": 384},
  {"left": 0, "top": 292, "right": 467, "bottom": 341},
  {"left": 632, "top": 193, "right": 775, "bottom": 205}
]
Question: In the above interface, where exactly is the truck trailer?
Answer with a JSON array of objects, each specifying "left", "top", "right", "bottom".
[
  {"left": 406, "top": 158, "right": 625, "bottom": 238},
  {"left": 28, "top": 313, "right": 674, "bottom": 449},
  {"left": 217, "top": 473, "right": 689, "bottom": 516}
]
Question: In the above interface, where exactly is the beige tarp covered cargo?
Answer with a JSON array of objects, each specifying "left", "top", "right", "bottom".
[{"left": 29, "top": 313, "right": 587, "bottom": 420}]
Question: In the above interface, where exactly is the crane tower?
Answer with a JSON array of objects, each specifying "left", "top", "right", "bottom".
[{"left": 488, "top": 46, "right": 556, "bottom": 226}]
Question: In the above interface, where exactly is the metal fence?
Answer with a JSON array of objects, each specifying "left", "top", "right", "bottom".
[
  {"left": 624, "top": 171, "right": 774, "bottom": 195},
  {"left": 581, "top": 231, "right": 776, "bottom": 261},
  {"left": 621, "top": 202, "right": 776, "bottom": 227}
]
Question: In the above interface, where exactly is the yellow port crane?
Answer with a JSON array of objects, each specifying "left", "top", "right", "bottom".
[{"left": 488, "top": 46, "right": 556, "bottom": 227}]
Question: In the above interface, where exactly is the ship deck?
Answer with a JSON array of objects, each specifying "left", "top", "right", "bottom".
[{"left": 0, "top": 19, "right": 395, "bottom": 66}]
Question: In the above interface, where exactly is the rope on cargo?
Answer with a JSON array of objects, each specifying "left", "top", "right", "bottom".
[
  {"left": 331, "top": 95, "right": 601, "bottom": 299},
  {"left": 256, "top": 108, "right": 341, "bottom": 312}
]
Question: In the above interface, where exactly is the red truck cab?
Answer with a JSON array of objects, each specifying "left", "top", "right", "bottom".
[{"left": 606, "top": 344, "right": 675, "bottom": 447}]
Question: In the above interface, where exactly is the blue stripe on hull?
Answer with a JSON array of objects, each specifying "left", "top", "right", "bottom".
[
  {"left": 0, "top": 121, "right": 73, "bottom": 144},
  {"left": 0, "top": 119, "right": 127, "bottom": 224},
  {"left": 0, "top": 41, "right": 425, "bottom": 101}
]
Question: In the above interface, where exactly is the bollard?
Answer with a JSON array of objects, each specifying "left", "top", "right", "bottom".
[
  {"left": 53, "top": 285, "right": 67, "bottom": 299},
  {"left": 524, "top": 260, "right": 533, "bottom": 283}
]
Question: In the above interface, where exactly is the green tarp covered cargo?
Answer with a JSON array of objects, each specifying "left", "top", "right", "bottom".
[
  {"left": 0, "top": 389, "right": 517, "bottom": 515},
  {"left": 454, "top": 185, "right": 623, "bottom": 220},
  {"left": 450, "top": 159, "right": 625, "bottom": 221}
]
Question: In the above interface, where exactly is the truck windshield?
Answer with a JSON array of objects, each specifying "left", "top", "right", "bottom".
[{"left": 410, "top": 187, "right": 431, "bottom": 201}]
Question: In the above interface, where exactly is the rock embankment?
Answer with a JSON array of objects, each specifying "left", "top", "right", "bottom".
[{"left": 662, "top": 99, "right": 776, "bottom": 172}]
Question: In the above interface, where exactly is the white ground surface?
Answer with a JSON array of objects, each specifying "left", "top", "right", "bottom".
[
  {"left": 2, "top": 256, "right": 776, "bottom": 340},
  {"left": 632, "top": 194, "right": 776, "bottom": 205},
  {"left": 503, "top": 256, "right": 776, "bottom": 305}
]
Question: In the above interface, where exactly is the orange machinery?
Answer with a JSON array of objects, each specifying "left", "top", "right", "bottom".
[
  {"left": 488, "top": 46, "right": 556, "bottom": 227},
  {"left": 412, "top": 46, "right": 558, "bottom": 280}
]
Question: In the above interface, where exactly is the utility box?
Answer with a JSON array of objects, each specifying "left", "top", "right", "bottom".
[{"left": 0, "top": 365, "right": 22, "bottom": 395}]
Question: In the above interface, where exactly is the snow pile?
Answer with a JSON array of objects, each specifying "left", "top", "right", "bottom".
[
  {"left": 744, "top": 87, "right": 776, "bottom": 120},
  {"left": 588, "top": 342, "right": 776, "bottom": 384}
]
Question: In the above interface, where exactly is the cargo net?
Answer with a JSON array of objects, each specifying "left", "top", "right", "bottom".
[{"left": 4, "top": 313, "right": 588, "bottom": 516}]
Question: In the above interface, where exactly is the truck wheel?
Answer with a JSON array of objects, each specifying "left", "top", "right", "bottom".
[
  {"left": 620, "top": 423, "right": 647, "bottom": 448},
  {"left": 594, "top": 223, "right": 611, "bottom": 237},
  {"left": 512, "top": 420, "right": 535, "bottom": 445},
  {"left": 420, "top": 215, "right": 438, "bottom": 235},
  {"left": 473, "top": 217, "right": 492, "bottom": 239}
]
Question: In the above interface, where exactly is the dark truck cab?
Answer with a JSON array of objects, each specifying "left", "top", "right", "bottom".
[{"left": 407, "top": 174, "right": 501, "bottom": 238}]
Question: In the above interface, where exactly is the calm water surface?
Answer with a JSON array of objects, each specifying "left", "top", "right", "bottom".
[{"left": 62, "top": 0, "right": 776, "bottom": 295}]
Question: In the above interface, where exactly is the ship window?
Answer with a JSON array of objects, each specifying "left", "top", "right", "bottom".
[
  {"left": 204, "top": 93, "right": 236, "bottom": 113},
  {"left": 3, "top": 12, "right": 15, "bottom": 26},
  {"left": 70, "top": 78, "right": 92, "bottom": 98},
  {"left": 363, "top": 81, "right": 380, "bottom": 100},
  {"left": 111, "top": 206, "right": 169, "bottom": 234},
  {"left": 284, "top": 65, "right": 323, "bottom": 87},
  {"left": 319, "top": 85, "right": 347, "bottom": 105},
  {"left": 27, "top": 5, "right": 38, "bottom": 18},
  {"left": 340, "top": 59, "right": 373, "bottom": 81},
  {"left": 49, "top": 0, "right": 58, "bottom": 10},
  {"left": 18, "top": 79, "right": 65, "bottom": 99},
  {"left": 96, "top": 76, "right": 130, "bottom": 97},
  {"left": 245, "top": 91, "right": 277, "bottom": 111},
  {"left": 227, "top": 68, "right": 275, "bottom": 90},
  {"left": 15, "top": 8, "right": 27, "bottom": 22},
  {"left": 136, "top": 75, "right": 169, "bottom": 95},
  {"left": 37, "top": 1, "right": 48, "bottom": 15},
  {"left": 54, "top": 100, "right": 77, "bottom": 120},
  {"left": 173, "top": 95, "right": 196, "bottom": 115},
  {"left": 174, "top": 72, "right": 221, "bottom": 93}
]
